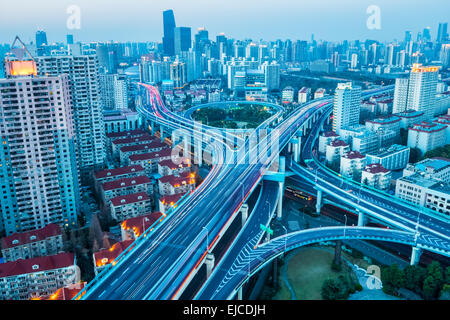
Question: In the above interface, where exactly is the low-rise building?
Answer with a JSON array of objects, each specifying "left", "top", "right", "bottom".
[
  {"left": 298, "top": 87, "right": 311, "bottom": 104},
  {"left": 403, "top": 157, "right": 450, "bottom": 183},
  {"left": 394, "top": 110, "right": 426, "bottom": 129},
  {"left": 433, "top": 114, "right": 450, "bottom": 145},
  {"left": 101, "top": 175, "right": 153, "bottom": 204},
  {"left": 103, "top": 109, "right": 142, "bottom": 135},
  {"left": 319, "top": 131, "right": 339, "bottom": 154},
  {"left": 110, "top": 193, "right": 153, "bottom": 222},
  {"left": 93, "top": 240, "right": 133, "bottom": 275},
  {"left": 94, "top": 165, "right": 146, "bottom": 193},
  {"left": 159, "top": 192, "right": 187, "bottom": 214},
  {"left": 326, "top": 139, "right": 350, "bottom": 166},
  {"left": 158, "top": 159, "right": 191, "bottom": 177},
  {"left": 128, "top": 147, "right": 173, "bottom": 174},
  {"left": 119, "top": 140, "right": 168, "bottom": 165},
  {"left": 1, "top": 224, "right": 64, "bottom": 262},
  {"left": 0, "top": 253, "right": 79, "bottom": 300},
  {"left": 366, "top": 115, "right": 401, "bottom": 136},
  {"left": 314, "top": 88, "right": 326, "bottom": 99},
  {"left": 366, "top": 144, "right": 410, "bottom": 171},
  {"left": 158, "top": 171, "right": 196, "bottom": 196},
  {"left": 407, "top": 122, "right": 447, "bottom": 155},
  {"left": 120, "top": 212, "right": 165, "bottom": 241},
  {"left": 361, "top": 163, "right": 391, "bottom": 190},
  {"left": 111, "top": 134, "right": 157, "bottom": 160},
  {"left": 395, "top": 174, "right": 450, "bottom": 215},
  {"left": 340, "top": 151, "right": 367, "bottom": 180}
]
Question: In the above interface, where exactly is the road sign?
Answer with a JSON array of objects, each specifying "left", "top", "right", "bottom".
[{"left": 260, "top": 224, "right": 273, "bottom": 236}]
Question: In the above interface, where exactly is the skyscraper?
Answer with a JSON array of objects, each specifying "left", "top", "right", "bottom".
[
  {"left": 162, "top": 10, "right": 176, "bottom": 56},
  {"left": 66, "top": 34, "right": 74, "bottom": 45},
  {"left": 332, "top": 82, "right": 362, "bottom": 134},
  {"left": 392, "top": 64, "right": 439, "bottom": 119},
  {"left": 263, "top": 61, "right": 280, "bottom": 91},
  {"left": 437, "top": 22, "right": 448, "bottom": 43},
  {"left": 36, "top": 54, "right": 106, "bottom": 173},
  {"left": 0, "top": 44, "right": 79, "bottom": 234},
  {"left": 170, "top": 61, "right": 187, "bottom": 88},
  {"left": 35, "top": 30, "right": 47, "bottom": 47},
  {"left": 100, "top": 73, "right": 129, "bottom": 110},
  {"left": 174, "top": 27, "right": 191, "bottom": 55}
]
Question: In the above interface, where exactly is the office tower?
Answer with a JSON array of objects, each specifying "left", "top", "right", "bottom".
[
  {"left": 386, "top": 44, "right": 398, "bottom": 66},
  {"left": 35, "top": 30, "right": 47, "bottom": 47},
  {"left": 440, "top": 44, "right": 450, "bottom": 67},
  {"left": 194, "top": 28, "right": 209, "bottom": 53},
  {"left": 95, "top": 43, "right": 119, "bottom": 74},
  {"left": 396, "top": 50, "right": 406, "bottom": 68},
  {"left": 170, "top": 61, "right": 187, "bottom": 88},
  {"left": 162, "top": 10, "right": 176, "bottom": 56},
  {"left": 392, "top": 64, "right": 439, "bottom": 119},
  {"left": 423, "top": 27, "right": 432, "bottom": 42},
  {"left": 174, "top": 27, "right": 191, "bottom": 55},
  {"left": 246, "top": 43, "right": 259, "bottom": 61},
  {"left": 66, "top": 34, "right": 74, "bottom": 45},
  {"left": 332, "top": 82, "right": 362, "bottom": 134},
  {"left": 404, "top": 31, "right": 412, "bottom": 43},
  {"left": 284, "top": 39, "right": 292, "bottom": 62},
  {"left": 0, "top": 45, "right": 79, "bottom": 235},
  {"left": 437, "top": 22, "right": 448, "bottom": 43},
  {"left": 351, "top": 53, "right": 358, "bottom": 69},
  {"left": 36, "top": 54, "right": 106, "bottom": 172},
  {"left": 100, "top": 74, "right": 128, "bottom": 110},
  {"left": 263, "top": 61, "right": 280, "bottom": 91}
]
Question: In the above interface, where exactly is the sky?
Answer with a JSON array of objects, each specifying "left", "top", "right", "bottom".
[{"left": 0, "top": 0, "right": 449, "bottom": 44}]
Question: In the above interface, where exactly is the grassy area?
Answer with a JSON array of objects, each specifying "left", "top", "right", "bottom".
[{"left": 272, "top": 247, "right": 358, "bottom": 300}]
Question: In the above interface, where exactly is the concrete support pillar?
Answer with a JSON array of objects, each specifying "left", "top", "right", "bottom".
[
  {"left": 240, "top": 204, "right": 249, "bottom": 227},
  {"left": 277, "top": 182, "right": 283, "bottom": 219},
  {"left": 160, "top": 125, "right": 165, "bottom": 142},
  {"left": 272, "top": 257, "right": 278, "bottom": 287},
  {"left": 237, "top": 287, "right": 243, "bottom": 300},
  {"left": 150, "top": 121, "right": 154, "bottom": 135},
  {"left": 183, "top": 134, "right": 189, "bottom": 156},
  {"left": 196, "top": 139, "right": 202, "bottom": 166},
  {"left": 205, "top": 253, "right": 215, "bottom": 278},
  {"left": 410, "top": 247, "right": 423, "bottom": 266},
  {"left": 316, "top": 189, "right": 323, "bottom": 215},
  {"left": 357, "top": 210, "right": 366, "bottom": 227},
  {"left": 293, "top": 141, "right": 299, "bottom": 163}
]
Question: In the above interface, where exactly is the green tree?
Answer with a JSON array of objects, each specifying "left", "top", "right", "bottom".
[
  {"left": 321, "top": 277, "right": 350, "bottom": 300},
  {"left": 381, "top": 264, "right": 405, "bottom": 295},
  {"left": 403, "top": 265, "right": 426, "bottom": 293}
]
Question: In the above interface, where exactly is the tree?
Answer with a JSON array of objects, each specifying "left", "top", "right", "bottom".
[
  {"left": 332, "top": 241, "right": 342, "bottom": 271},
  {"left": 321, "top": 277, "right": 350, "bottom": 300},
  {"left": 423, "top": 275, "right": 440, "bottom": 300},
  {"left": 409, "top": 148, "right": 422, "bottom": 163},
  {"left": 381, "top": 264, "right": 405, "bottom": 295},
  {"left": 403, "top": 265, "right": 426, "bottom": 293}
]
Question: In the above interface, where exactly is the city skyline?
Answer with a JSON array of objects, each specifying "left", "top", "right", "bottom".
[{"left": 1, "top": 0, "right": 450, "bottom": 44}]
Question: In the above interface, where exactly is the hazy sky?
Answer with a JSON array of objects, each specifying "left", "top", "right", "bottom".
[{"left": 0, "top": 0, "right": 449, "bottom": 44}]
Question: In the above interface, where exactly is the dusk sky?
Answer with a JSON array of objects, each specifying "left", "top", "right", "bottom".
[{"left": 0, "top": 0, "right": 449, "bottom": 44}]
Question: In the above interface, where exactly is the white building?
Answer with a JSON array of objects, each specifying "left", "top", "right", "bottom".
[
  {"left": 0, "top": 71, "right": 79, "bottom": 234},
  {"left": 361, "top": 163, "right": 391, "bottom": 191},
  {"left": 407, "top": 122, "right": 447, "bottom": 155},
  {"left": 340, "top": 151, "right": 367, "bottom": 180},
  {"left": 314, "top": 88, "right": 326, "bottom": 99},
  {"left": 365, "top": 115, "right": 401, "bottom": 135},
  {"left": 0, "top": 253, "right": 79, "bottom": 300},
  {"left": 326, "top": 140, "right": 350, "bottom": 167},
  {"left": 366, "top": 144, "right": 410, "bottom": 171},
  {"left": 403, "top": 157, "right": 450, "bottom": 183},
  {"left": 36, "top": 54, "right": 106, "bottom": 171},
  {"left": 392, "top": 64, "right": 439, "bottom": 120},
  {"left": 298, "top": 87, "right": 311, "bottom": 104},
  {"left": 281, "top": 86, "right": 295, "bottom": 103},
  {"left": 99, "top": 73, "right": 128, "bottom": 110},
  {"left": 332, "top": 82, "right": 362, "bottom": 134},
  {"left": 319, "top": 131, "right": 339, "bottom": 154}
]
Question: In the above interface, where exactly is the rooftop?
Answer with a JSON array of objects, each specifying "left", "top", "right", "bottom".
[
  {"left": 394, "top": 109, "right": 424, "bottom": 118},
  {"left": 106, "top": 129, "right": 147, "bottom": 139},
  {"left": 329, "top": 139, "right": 348, "bottom": 147},
  {"left": 364, "top": 163, "right": 390, "bottom": 174},
  {"left": 1, "top": 224, "right": 62, "bottom": 249},
  {"left": 121, "top": 212, "right": 165, "bottom": 238},
  {"left": 0, "top": 253, "right": 74, "bottom": 278},
  {"left": 120, "top": 140, "right": 168, "bottom": 153},
  {"left": 159, "top": 192, "right": 187, "bottom": 206},
  {"left": 366, "top": 115, "right": 401, "bottom": 125},
  {"left": 110, "top": 192, "right": 151, "bottom": 207},
  {"left": 102, "top": 175, "right": 151, "bottom": 192},
  {"left": 343, "top": 151, "right": 365, "bottom": 160},
  {"left": 93, "top": 240, "right": 133, "bottom": 268},
  {"left": 129, "top": 147, "right": 173, "bottom": 162},
  {"left": 94, "top": 165, "right": 145, "bottom": 180},
  {"left": 112, "top": 134, "right": 156, "bottom": 146},
  {"left": 322, "top": 131, "right": 339, "bottom": 138},
  {"left": 159, "top": 171, "right": 195, "bottom": 187},
  {"left": 409, "top": 122, "right": 447, "bottom": 133}
]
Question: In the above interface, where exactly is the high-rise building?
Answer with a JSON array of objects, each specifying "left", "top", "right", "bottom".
[
  {"left": 66, "top": 34, "right": 74, "bottom": 45},
  {"left": 174, "top": 27, "right": 191, "bottom": 55},
  {"left": 36, "top": 54, "right": 106, "bottom": 172},
  {"left": 392, "top": 64, "right": 439, "bottom": 119},
  {"left": 99, "top": 74, "right": 128, "bottom": 110},
  {"left": 263, "top": 61, "right": 280, "bottom": 91},
  {"left": 170, "top": 61, "right": 187, "bottom": 88},
  {"left": 35, "top": 30, "right": 47, "bottom": 47},
  {"left": 162, "top": 10, "right": 176, "bottom": 56},
  {"left": 437, "top": 22, "right": 448, "bottom": 43},
  {"left": 0, "top": 46, "right": 79, "bottom": 234},
  {"left": 332, "top": 82, "right": 362, "bottom": 134}
]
